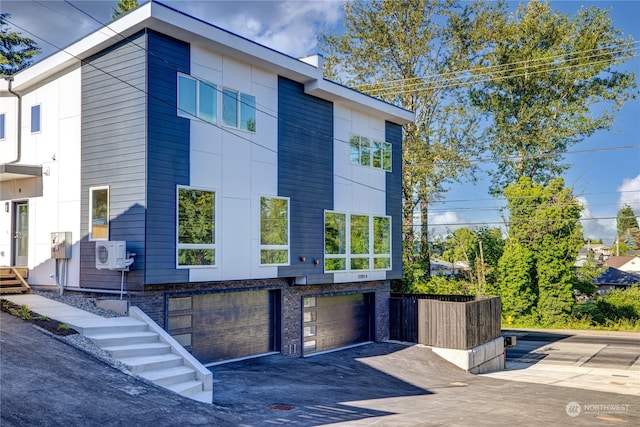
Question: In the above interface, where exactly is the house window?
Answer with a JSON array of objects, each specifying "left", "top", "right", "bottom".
[
  {"left": 324, "top": 211, "right": 347, "bottom": 271},
  {"left": 177, "top": 74, "right": 217, "bottom": 123},
  {"left": 0, "top": 113, "right": 5, "bottom": 140},
  {"left": 260, "top": 196, "right": 289, "bottom": 265},
  {"left": 177, "top": 187, "right": 216, "bottom": 267},
  {"left": 349, "top": 135, "right": 370, "bottom": 167},
  {"left": 223, "top": 89, "right": 257, "bottom": 132},
  {"left": 350, "top": 214, "right": 370, "bottom": 270},
  {"left": 89, "top": 186, "right": 109, "bottom": 240},
  {"left": 324, "top": 211, "right": 392, "bottom": 272},
  {"left": 372, "top": 141, "right": 392, "bottom": 171},
  {"left": 31, "top": 105, "right": 41, "bottom": 133},
  {"left": 373, "top": 216, "right": 391, "bottom": 270},
  {"left": 350, "top": 135, "right": 391, "bottom": 171}
]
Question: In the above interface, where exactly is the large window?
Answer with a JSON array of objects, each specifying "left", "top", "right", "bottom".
[
  {"left": 324, "top": 212, "right": 347, "bottom": 271},
  {"left": 223, "top": 89, "right": 256, "bottom": 132},
  {"left": 31, "top": 105, "right": 41, "bottom": 133},
  {"left": 177, "top": 187, "right": 216, "bottom": 267},
  {"left": 350, "top": 214, "right": 370, "bottom": 270},
  {"left": 260, "top": 196, "right": 289, "bottom": 265},
  {"left": 0, "top": 113, "right": 5, "bottom": 140},
  {"left": 89, "top": 186, "right": 109, "bottom": 240},
  {"left": 324, "top": 212, "right": 392, "bottom": 272},
  {"left": 350, "top": 134, "right": 392, "bottom": 171},
  {"left": 177, "top": 74, "right": 217, "bottom": 123}
]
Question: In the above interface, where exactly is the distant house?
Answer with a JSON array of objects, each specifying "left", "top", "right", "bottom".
[
  {"left": 592, "top": 267, "right": 640, "bottom": 295},
  {"left": 574, "top": 244, "right": 610, "bottom": 268},
  {"left": 606, "top": 255, "right": 640, "bottom": 274},
  {"left": 430, "top": 258, "right": 468, "bottom": 277}
]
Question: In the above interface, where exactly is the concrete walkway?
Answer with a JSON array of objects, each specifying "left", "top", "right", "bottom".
[{"left": 1, "top": 294, "right": 143, "bottom": 333}]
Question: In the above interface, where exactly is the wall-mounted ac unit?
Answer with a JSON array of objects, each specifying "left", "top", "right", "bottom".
[{"left": 95, "top": 241, "right": 127, "bottom": 270}]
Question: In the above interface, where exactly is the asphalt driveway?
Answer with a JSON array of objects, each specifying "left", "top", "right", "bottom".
[{"left": 1, "top": 311, "right": 638, "bottom": 426}]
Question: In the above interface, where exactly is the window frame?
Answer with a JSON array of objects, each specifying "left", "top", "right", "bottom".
[
  {"left": 350, "top": 134, "right": 392, "bottom": 171},
  {"left": 176, "top": 185, "right": 217, "bottom": 269},
  {"left": 223, "top": 88, "right": 257, "bottom": 132},
  {"left": 324, "top": 211, "right": 348, "bottom": 272},
  {"left": 259, "top": 195, "right": 290, "bottom": 266},
  {"left": 323, "top": 211, "right": 392, "bottom": 273},
  {"left": 0, "top": 112, "right": 5, "bottom": 140},
  {"left": 177, "top": 73, "right": 217, "bottom": 124},
  {"left": 89, "top": 186, "right": 109, "bottom": 241},
  {"left": 31, "top": 104, "right": 41, "bottom": 134}
]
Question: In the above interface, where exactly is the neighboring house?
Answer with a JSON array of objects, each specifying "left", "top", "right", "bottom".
[
  {"left": 0, "top": 1, "right": 413, "bottom": 363},
  {"left": 430, "top": 258, "right": 469, "bottom": 277},
  {"left": 606, "top": 255, "right": 640, "bottom": 274},
  {"left": 574, "top": 244, "right": 610, "bottom": 268},
  {"left": 593, "top": 267, "right": 640, "bottom": 295}
]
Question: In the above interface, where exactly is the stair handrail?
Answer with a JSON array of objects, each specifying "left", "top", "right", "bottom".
[{"left": 10, "top": 268, "right": 31, "bottom": 293}]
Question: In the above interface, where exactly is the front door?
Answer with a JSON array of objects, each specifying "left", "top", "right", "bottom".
[{"left": 13, "top": 202, "right": 28, "bottom": 266}]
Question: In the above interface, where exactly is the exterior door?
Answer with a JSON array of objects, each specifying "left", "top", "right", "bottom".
[{"left": 13, "top": 202, "right": 28, "bottom": 266}]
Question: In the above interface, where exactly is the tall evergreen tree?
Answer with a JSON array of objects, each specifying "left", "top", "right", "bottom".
[
  {"left": 616, "top": 204, "right": 639, "bottom": 237},
  {"left": 0, "top": 13, "right": 41, "bottom": 76},
  {"left": 502, "top": 177, "right": 583, "bottom": 324}
]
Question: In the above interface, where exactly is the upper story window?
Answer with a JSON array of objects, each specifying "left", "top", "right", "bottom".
[
  {"left": 0, "top": 113, "right": 5, "bottom": 140},
  {"left": 324, "top": 211, "right": 392, "bottom": 272},
  {"left": 178, "top": 74, "right": 217, "bottom": 124},
  {"left": 223, "top": 89, "right": 256, "bottom": 132},
  {"left": 177, "top": 186, "right": 216, "bottom": 268},
  {"left": 89, "top": 186, "right": 109, "bottom": 241},
  {"left": 177, "top": 73, "right": 256, "bottom": 132},
  {"left": 260, "top": 196, "right": 289, "bottom": 265},
  {"left": 350, "top": 134, "right": 391, "bottom": 171},
  {"left": 31, "top": 105, "right": 41, "bottom": 133}
]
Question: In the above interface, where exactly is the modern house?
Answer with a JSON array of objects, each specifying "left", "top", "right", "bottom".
[{"left": 0, "top": 1, "right": 413, "bottom": 364}]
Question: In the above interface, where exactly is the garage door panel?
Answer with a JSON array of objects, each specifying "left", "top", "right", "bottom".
[
  {"left": 304, "top": 293, "right": 372, "bottom": 355},
  {"left": 189, "top": 290, "right": 276, "bottom": 363}
]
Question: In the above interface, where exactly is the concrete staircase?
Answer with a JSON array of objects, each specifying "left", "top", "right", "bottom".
[{"left": 79, "top": 307, "right": 212, "bottom": 403}]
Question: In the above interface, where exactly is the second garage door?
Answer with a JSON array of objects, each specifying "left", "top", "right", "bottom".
[{"left": 303, "top": 293, "right": 373, "bottom": 355}]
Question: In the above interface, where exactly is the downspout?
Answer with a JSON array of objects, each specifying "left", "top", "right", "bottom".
[{"left": 5, "top": 77, "right": 22, "bottom": 164}]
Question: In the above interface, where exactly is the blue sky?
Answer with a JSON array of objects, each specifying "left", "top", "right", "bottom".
[{"left": 4, "top": 0, "right": 639, "bottom": 244}]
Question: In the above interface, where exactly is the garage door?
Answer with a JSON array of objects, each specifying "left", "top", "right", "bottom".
[
  {"left": 168, "top": 290, "right": 280, "bottom": 363},
  {"left": 303, "top": 293, "right": 372, "bottom": 355}
]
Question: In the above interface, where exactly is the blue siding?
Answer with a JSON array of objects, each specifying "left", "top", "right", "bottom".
[
  {"left": 277, "top": 77, "right": 334, "bottom": 284},
  {"left": 386, "top": 122, "right": 403, "bottom": 280},
  {"left": 145, "top": 30, "right": 190, "bottom": 285}
]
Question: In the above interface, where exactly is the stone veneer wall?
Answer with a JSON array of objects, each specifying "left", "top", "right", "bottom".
[{"left": 127, "top": 279, "right": 390, "bottom": 358}]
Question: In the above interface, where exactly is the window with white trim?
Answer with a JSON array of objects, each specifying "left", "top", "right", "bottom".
[
  {"left": 260, "top": 196, "right": 289, "bottom": 265},
  {"left": 324, "top": 211, "right": 392, "bottom": 272},
  {"left": 89, "top": 186, "right": 109, "bottom": 240},
  {"left": 223, "top": 89, "right": 256, "bottom": 131},
  {"left": 31, "top": 105, "right": 41, "bottom": 133},
  {"left": 177, "top": 187, "right": 216, "bottom": 267},
  {"left": 350, "top": 134, "right": 392, "bottom": 171},
  {"left": 324, "top": 212, "right": 347, "bottom": 271},
  {"left": 177, "top": 74, "right": 217, "bottom": 123}
]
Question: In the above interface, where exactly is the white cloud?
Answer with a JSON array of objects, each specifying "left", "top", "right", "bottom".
[
  {"left": 427, "top": 211, "right": 469, "bottom": 238},
  {"left": 617, "top": 174, "right": 640, "bottom": 213},
  {"left": 578, "top": 196, "right": 616, "bottom": 243}
]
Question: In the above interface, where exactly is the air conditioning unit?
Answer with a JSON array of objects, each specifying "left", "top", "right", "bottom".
[{"left": 95, "top": 241, "right": 127, "bottom": 270}]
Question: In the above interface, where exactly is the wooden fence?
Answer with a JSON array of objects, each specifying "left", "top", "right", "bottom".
[{"left": 390, "top": 294, "right": 501, "bottom": 350}]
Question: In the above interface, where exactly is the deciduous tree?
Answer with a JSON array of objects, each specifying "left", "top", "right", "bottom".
[
  {"left": 111, "top": 0, "right": 139, "bottom": 20},
  {"left": 470, "top": 0, "right": 637, "bottom": 194},
  {"left": 319, "top": 0, "right": 502, "bottom": 284}
]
